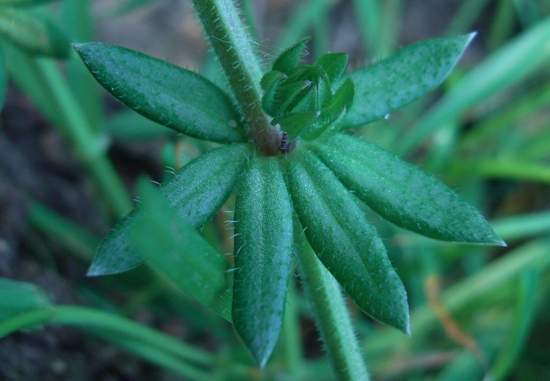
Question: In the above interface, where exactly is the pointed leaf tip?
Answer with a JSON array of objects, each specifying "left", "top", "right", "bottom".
[
  {"left": 287, "top": 148, "right": 410, "bottom": 333},
  {"left": 232, "top": 156, "right": 294, "bottom": 367},
  {"left": 312, "top": 134, "right": 506, "bottom": 247}
]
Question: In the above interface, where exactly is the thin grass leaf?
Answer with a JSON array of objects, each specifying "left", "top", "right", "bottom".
[
  {"left": 0, "top": 7, "right": 70, "bottom": 57},
  {"left": 401, "top": 16, "right": 550, "bottom": 153},
  {"left": 0, "top": 277, "right": 52, "bottom": 321},
  {"left": 106, "top": 109, "right": 174, "bottom": 140},
  {"left": 0, "top": 0, "right": 55, "bottom": 5}
]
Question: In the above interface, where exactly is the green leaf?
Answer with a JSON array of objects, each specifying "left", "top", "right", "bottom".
[
  {"left": 277, "top": 80, "right": 313, "bottom": 116},
  {"left": 341, "top": 33, "right": 475, "bottom": 129},
  {"left": 272, "top": 112, "right": 317, "bottom": 140},
  {"left": 301, "top": 77, "right": 354, "bottom": 140},
  {"left": 311, "top": 134, "right": 506, "bottom": 246},
  {"left": 0, "top": 48, "right": 7, "bottom": 111},
  {"left": 233, "top": 155, "right": 294, "bottom": 368},
  {"left": 131, "top": 179, "right": 233, "bottom": 321},
  {"left": 106, "top": 109, "right": 174, "bottom": 140},
  {"left": 402, "top": 18, "right": 550, "bottom": 153},
  {"left": 0, "top": 8, "right": 70, "bottom": 57},
  {"left": 260, "top": 70, "right": 286, "bottom": 92},
  {"left": 88, "top": 143, "right": 251, "bottom": 276},
  {"left": 261, "top": 71, "right": 286, "bottom": 116},
  {"left": 315, "top": 52, "right": 348, "bottom": 83},
  {"left": 0, "top": 0, "right": 56, "bottom": 5},
  {"left": 273, "top": 37, "right": 310, "bottom": 74},
  {"left": 287, "top": 147, "right": 410, "bottom": 333},
  {"left": 0, "top": 277, "right": 52, "bottom": 322},
  {"left": 73, "top": 42, "right": 248, "bottom": 144}
]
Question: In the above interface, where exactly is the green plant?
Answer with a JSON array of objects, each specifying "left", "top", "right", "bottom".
[
  {"left": 69, "top": 0, "right": 507, "bottom": 375},
  {"left": 2, "top": 1, "right": 550, "bottom": 380}
]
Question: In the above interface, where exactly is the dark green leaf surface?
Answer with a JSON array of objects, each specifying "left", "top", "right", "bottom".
[
  {"left": 131, "top": 180, "right": 233, "bottom": 321},
  {"left": 73, "top": 42, "right": 247, "bottom": 143},
  {"left": 314, "top": 52, "right": 348, "bottom": 83},
  {"left": 341, "top": 33, "right": 475, "bottom": 129},
  {"left": 0, "top": 8, "right": 70, "bottom": 57},
  {"left": 87, "top": 144, "right": 251, "bottom": 276},
  {"left": 106, "top": 110, "right": 174, "bottom": 140},
  {"left": 0, "top": 277, "right": 52, "bottom": 321},
  {"left": 273, "top": 112, "right": 317, "bottom": 140},
  {"left": 287, "top": 147, "right": 410, "bottom": 333},
  {"left": 0, "top": 0, "right": 55, "bottom": 5},
  {"left": 312, "top": 134, "right": 505, "bottom": 245},
  {"left": 273, "top": 37, "right": 310, "bottom": 74},
  {"left": 233, "top": 155, "right": 293, "bottom": 368},
  {"left": 301, "top": 77, "right": 354, "bottom": 140}
]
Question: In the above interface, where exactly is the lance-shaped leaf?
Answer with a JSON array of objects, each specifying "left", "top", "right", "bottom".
[
  {"left": 273, "top": 37, "right": 310, "bottom": 74},
  {"left": 73, "top": 43, "right": 247, "bottom": 144},
  {"left": 287, "top": 148, "right": 409, "bottom": 333},
  {"left": 232, "top": 156, "right": 294, "bottom": 368},
  {"left": 88, "top": 143, "right": 251, "bottom": 276},
  {"left": 261, "top": 70, "right": 286, "bottom": 116},
  {"left": 341, "top": 33, "right": 475, "bottom": 129},
  {"left": 301, "top": 77, "right": 354, "bottom": 140},
  {"left": 311, "top": 134, "right": 506, "bottom": 246},
  {"left": 130, "top": 179, "right": 233, "bottom": 321},
  {"left": 315, "top": 52, "right": 348, "bottom": 83},
  {"left": 0, "top": 7, "right": 70, "bottom": 57}
]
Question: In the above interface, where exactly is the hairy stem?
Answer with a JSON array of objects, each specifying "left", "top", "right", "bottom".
[
  {"left": 192, "top": 0, "right": 280, "bottom": 155},
  {"left": 295, "top": 226, "right": 370, "bottom": 381}
]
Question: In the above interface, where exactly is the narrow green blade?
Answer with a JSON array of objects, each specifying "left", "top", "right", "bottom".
[
  {"left": 131, "top": 180, "right": 233, "bottom": 321},
  {"left": 233, "top": 155, "right": 294, "bottom": 367},
  {"left": 341, "top": 33, "right": 475, "bottom": 129},
  {"left": 0, "top": 8, "right": 70, "bottom": 57},
  {"left": 0, "top": 277, "right": 52, "bottom": 321},
  {"left": 287, "top": 147, "right": 409, "bottom": 333},
  {"left": 311, "top": 134, "right": 505, "bottom": 246},
  {"left": 73, "top": 42, "right": 248, "bottom": 144},
  {"left": 88, "top": 143, "right": 251, "bottom": 276}
]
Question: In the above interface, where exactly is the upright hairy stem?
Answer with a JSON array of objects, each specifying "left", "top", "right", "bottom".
[
  {"left": 192, "top": 0, "right": 280, "bottom": 154},
  {"left": 296, "top": 227, "right": 370, "bottom": 381}
]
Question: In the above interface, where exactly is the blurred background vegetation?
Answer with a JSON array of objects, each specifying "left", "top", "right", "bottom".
[{"left": 0, "top": 0, "right": 549, "bottom": 380}]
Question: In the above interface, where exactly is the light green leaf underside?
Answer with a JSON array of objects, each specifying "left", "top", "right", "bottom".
[
  {"left": 131, "top": 180, "right": 233, "bottom": 321},
  {"left": 341, "top": 33, "right": 475, "bottom": 129},
  {"left": 87, "top": 143, "right": 251, "bottom": 276},
  {"left": 73, "top": 42, "right": 248, "bottom": 144},
  {"left": 311, "top": 134, "right": 505, "bottom": 246},
  {"left": 287, "top": 147, "right": 410, "bottom": 333},
  {"left": 233, "top": 155, "right": 294, "bottom": 368}
]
